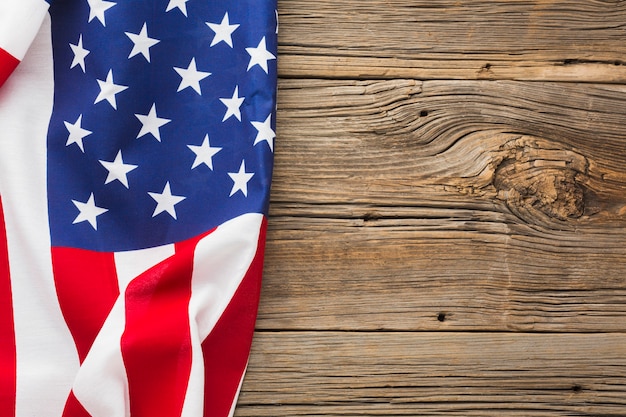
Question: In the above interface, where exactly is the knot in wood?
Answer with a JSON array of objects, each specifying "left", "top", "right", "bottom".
[{"left": 493, "top": 137, "right": 589, "bottom": 224}]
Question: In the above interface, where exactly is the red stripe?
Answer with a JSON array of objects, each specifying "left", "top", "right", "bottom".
[
  {"left": 202, "top": 218, "right": 267, "bottom": 417},
  {"left": 0, "top": 48, "right": 19, "bottom": 88},
  {"left": 51, "top": 247, "right": 119, "bottom": 363},
  {"left": 62, "top": 391, "right": 92, "bottom": 417},
  {"left": 122, "top": 232, "right": 209, "bottom": 417},
  {"left": 0, "top": 198, "right": 16, "bottom": 417}
]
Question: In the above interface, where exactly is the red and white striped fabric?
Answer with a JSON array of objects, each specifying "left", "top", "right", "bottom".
[
  {"left": 0, "top": 0, "right": 276, "bottom": 416},
  {"left": 0, "top": 0, "right": 49, "bottom": 87}
]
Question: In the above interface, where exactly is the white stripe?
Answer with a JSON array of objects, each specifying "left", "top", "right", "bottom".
[
  {"left": 114, "top": 244, "right": 175, "bottom": 289},
  {"left": 72, "top": 245, "right": 175, "bottom": 417},
  {"left": 0, "top": 15, "right": 80, "bottom": 417},
  {"left": 182, "top": 317, "right": 205, "bottom": 417},
  {"left": 71, "top": 297, "right": 130, "bottom": 417},
  {"left": 0, "top": 0, "right": 49, "bottom": 60},
  {"left": 227, "top": 364, "right": 248, "bottom": 417},
  {"left": 181, "top": 213, "right": 262, "bottom": 417}
]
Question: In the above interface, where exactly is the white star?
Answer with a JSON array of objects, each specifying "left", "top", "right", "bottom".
[
  {"left": 174, "top": 58, "right": 211, "bottom": 95},
  {"left": 87, "top": 0, "right": 116, "bottom": 26},
  {"left": 99, "top": 150, "right": 138, "bottom": 188},
  {"left": 206, "top": 13, "right": 239, "bottom": 47},
  {"left": 166, "top": 0, "right": 189, "bottom": 17},
  {"left": 135, "top": 104, "right": 171, "bottom": 141},
  {"left": 251, "top": 114, "right": 276, "bottom": 151},
  {"left": 64, "top": 115, "right": 92, "bottom": 153},
  {"left": 148, "top": 182, "right": 186, "bottom": 219},
  {"left": 246, "top": 37, "right": 276, "bottom": 74},
  {"left": 188, "top": 135, "right": 222, "bottom": 170},
  {"left": 69, "top": 35, "right": 90, "bottom": 72},
  {"left": 275, "top": 9, "right": 279, "bottom": 34},
  {"left": 72, "top": 193, "right": 108, "bottom": 230},
  {"left": 125, "top": 23, "right": 160, "bottom": 62},
  {"left": 228, "top": 160, "right": 254, "bottom": 197},
  {"left": 94, "top": 70, "right": 128, "bottom": 109},
  {"left": 219, "top": 86, "right": 245, "bottom": 122}
]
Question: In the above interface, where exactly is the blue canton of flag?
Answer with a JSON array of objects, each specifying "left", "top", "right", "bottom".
[{"left": 48, "top": 0, "right": 277, "bottom": 251}]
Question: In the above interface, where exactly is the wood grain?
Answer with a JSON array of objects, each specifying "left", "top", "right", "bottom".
[
  {"left": 255, "top": 79, "right": 626, "bottom": 333},
  {"left": 237, "top": 332, "right": 626, "bottom": 416},
  {"left": 241, "top": 1, "right": 626, "bottom": 415},
  {"left": 278, "top": 0, "right": 626, "bottom": 82}
]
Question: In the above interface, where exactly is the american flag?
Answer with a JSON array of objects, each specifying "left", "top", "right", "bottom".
[{"left": 0, "top": 0, "right": 276, "bottom": 416}]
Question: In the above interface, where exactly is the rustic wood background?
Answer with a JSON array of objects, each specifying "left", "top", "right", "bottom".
[{"left": 237, "top": 1, "right": 626, "bottom": 415}]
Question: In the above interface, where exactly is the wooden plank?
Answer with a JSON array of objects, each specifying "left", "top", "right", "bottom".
[
  {"left": 236, "top": 331, "right": 626, "bottom": 416},
  {"left": 255, "top": 79, "right": 626, "bottom": 332},
  {"left": 247, "top": 2, "right": 626, "bottom": 416},
  {"left": 278, "top": 0, "right": 626, "bottom": 82},
  {"left": 259, "top": 217, "right": 626, "bottom": 332}
]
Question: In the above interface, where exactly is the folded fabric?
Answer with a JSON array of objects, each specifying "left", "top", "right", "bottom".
[{"left": 0, "top": 1, "right": 277, "bottom": 416}]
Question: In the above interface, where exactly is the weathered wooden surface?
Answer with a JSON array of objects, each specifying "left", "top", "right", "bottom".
[
  {"left": 237, "top": 1, "right": 626, "bottom": 415},
  {"left": 279, "top": 0, "right": 626, "bottom": 82},
  {"left": 239, "top": 332, "right": 626, "bottom": 416}
]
